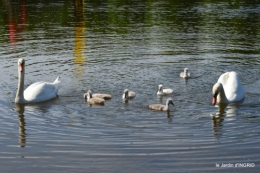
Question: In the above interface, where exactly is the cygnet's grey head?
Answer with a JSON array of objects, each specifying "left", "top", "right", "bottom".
[
  {"left": 123, "top": 89, "right": 129, "bottom": 99},
  {"left": 84, "top": 90, "right": 93, "bottom": 99},
  {"left": 184, "top": 68, "right": 189, "bottom": 73},
  {"left": 158, "top": 84, "right": 163, "bottom": 92},
  {"left": 166, "top": 98, "right": 174, "bottom": 106},
  {"left": 88, "top": 90, "right": 93, "bottom": 98}
]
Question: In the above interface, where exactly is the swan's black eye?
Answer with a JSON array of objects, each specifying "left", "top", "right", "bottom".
[
  {"left": 19, "top": 61, "right": 24, "bottom": 65},
  {"left": 213, "top": 92, "right": 218, "bottom": 98}
]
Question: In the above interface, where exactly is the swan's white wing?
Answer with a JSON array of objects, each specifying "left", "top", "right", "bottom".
[
  {"left": 218, "top": 71, "right": 245, "bottom": 102},
  {"left": 157, "top": 89, "right": 173, "bottom": 96},
  {"left": 163, "top": 89, "right": 173, "bottom": 94},
  {"left": 226, "top": 72, "right": 245, "bottom": 101},
  {"left": 24, "top": 81, "right": 59, "bottom": 102},
  {"left": 128, "top": 91, "right": 136, "bottom": 98},
  {"left": 217, "top": 72, "right": 229, "bottom": 86}
]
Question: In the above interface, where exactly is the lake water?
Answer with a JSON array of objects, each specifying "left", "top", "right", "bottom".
[{"left": 0, "top": 0, "right": 260, "bottom": 172}]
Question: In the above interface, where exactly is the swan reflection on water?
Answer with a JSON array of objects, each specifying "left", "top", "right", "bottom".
[
  {"left": 211, "top": 101, "right": 242, "bottom": 137},
  {"left": 15, "top": 104, "right": 26, "bottom": 148},
  {"left": 14, "top": 101, "right": 55, "bottom": 148},
  {"left": 213, "top": 101, "right": 242, "bottom": 117}
]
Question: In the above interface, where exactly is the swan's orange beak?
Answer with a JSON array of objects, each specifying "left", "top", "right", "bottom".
[
  {"left": 212, "top": 92, "right": 218, "bottom": 105},
  {"left": 19, "top": 64, "right": 24, "bottom": 72},
  {"left": 212, "top": 96, "right": 217, "bottom": 105}
]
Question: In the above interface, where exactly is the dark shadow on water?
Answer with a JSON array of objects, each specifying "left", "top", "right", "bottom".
[
  {"left": 166, "top": 111, "right": 173, "bottom": 122},
  {"left": 183, "top": 78, "right": 189, "bottom": 84}
]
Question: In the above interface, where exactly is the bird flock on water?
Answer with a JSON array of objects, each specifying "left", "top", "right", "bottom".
[{"left": 14, "top": 58, "right": 245, "bottom": 114}]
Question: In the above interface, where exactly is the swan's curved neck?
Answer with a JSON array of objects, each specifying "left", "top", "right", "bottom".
[
  {"left": 15, "top": 69, "right": 26, "bottom": 103},
  {"left": 124, "top": 92, "right": 128, "bottom": 99},
  {"left": 217, "top": 84, "right": 228, "bottom": 103},
  {"left": 164, "top": 101, "right": 171, "bottom": 110},
  {"left": 89, "top": 92, "right": 93, "bottom": 99}
]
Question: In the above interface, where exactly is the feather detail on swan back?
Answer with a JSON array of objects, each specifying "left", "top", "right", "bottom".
[{"left": 23, "top": 77, "right": 61, "bottom": 102}]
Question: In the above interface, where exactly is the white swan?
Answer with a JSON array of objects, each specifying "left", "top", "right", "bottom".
[
  {"left": 122, "top": 89, "right": 136, "bottom": 100},
  {"left": 149, "top": 98, "right": 174, "bottom": 111},
  {"left": 157, "top": 84, "right": 173, "bottom": 96},
  {"left": 180, "top": 68, "right": 191, "bottom": 78},
  {"left": 15, "top": 58, "right": 61, "bottom": 104},
  {"left": 212, "top": 71, "right": 245, "bottom": 105}
]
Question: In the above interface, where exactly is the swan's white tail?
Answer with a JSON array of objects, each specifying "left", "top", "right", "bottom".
[{"left": 53, "top": 76, "right": 61, "bottom": 85}]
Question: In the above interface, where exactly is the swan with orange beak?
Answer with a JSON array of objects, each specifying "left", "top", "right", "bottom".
[{"left": 212, "top": 71, "right": 245, "bottom": 105}]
